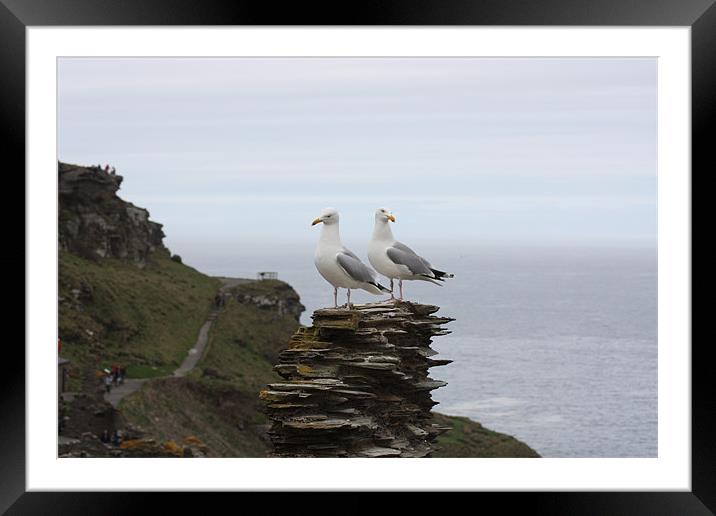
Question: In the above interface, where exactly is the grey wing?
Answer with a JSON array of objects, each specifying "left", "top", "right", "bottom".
[
  {"left": 392, "top": 241, "right": 434, "bottom": 268},
  {"left": 392, "top": 241, "right": 417, "bottom": 255},
  {"left": 386, "top": 244, "right": 434, "bottom": 275},
  {"left": 336, "top": 252, "right": 378, "bottom": 284}
]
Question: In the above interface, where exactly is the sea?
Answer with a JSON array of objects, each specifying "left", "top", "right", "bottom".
[{"left": 179, "top": 242, "right": 657, "bottom": 458}]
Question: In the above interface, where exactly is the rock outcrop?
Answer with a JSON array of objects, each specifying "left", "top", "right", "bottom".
[
  {"left": 227, "top": 279, "right": 305, "bottom": 324},
  {"left": 261, "top": 301, "right": 453, "bottom": 457},
  {"left": 58, "top": 162, "right": 167, "bottom": 265}
]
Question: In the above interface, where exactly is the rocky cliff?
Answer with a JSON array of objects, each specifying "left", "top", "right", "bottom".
[
  {"left": 227, "top": 279, "right": 305, "bottom": 323},
  {"left": 261, "top": 301, "right": 454, "bottom": 457},
  {"left": 58, "top": 162, "right": 167, "bottom": 265}
]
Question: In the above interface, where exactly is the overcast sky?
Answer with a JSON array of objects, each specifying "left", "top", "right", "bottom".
[{"left": 58, "top": 57, "right": 656, "bottom": 253}]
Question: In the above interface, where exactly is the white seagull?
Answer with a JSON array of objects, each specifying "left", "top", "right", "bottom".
[
  {"left": 312, "top": 207, "right": 391, "bottom": 308},
  {"left": 368, "top": 207, "right": 454, "bottom": 300}
]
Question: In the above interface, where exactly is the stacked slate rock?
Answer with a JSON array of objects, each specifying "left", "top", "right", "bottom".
[{"left": 260, "top": 300, "right": 454, "bottom": 457}]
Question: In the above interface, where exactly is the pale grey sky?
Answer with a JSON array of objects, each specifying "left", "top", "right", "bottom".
[{"left": 58, "top": 57, "right": 657, "bottom": 254}]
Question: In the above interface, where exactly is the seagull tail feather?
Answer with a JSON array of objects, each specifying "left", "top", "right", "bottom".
[{"left": 430, "top": 268, "right": 454, "bottom": 280}]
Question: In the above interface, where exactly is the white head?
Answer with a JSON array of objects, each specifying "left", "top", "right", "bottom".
[
  {"left": 374, "top": 207, "right": 396, "bottom": 224},
  {"left": 312, "top": 207, "right": 340, "bottom": 226}
]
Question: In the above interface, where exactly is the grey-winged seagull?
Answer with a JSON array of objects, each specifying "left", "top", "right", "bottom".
[
  {"left": 312, "top": 207, "right": 391, "bottom": 308},
  {"left": 368, "top": 207, "right": 454, "bottom": 300}
]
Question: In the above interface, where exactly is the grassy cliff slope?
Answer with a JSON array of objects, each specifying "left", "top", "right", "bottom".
[
  {"left": 119, "top": 281, "right": 301, "bottom": 457},
  {"left": 119, "top": 280, "right": 539, "bottom": 457},
  {"left": 58, "top": 249, "right": 220, "bottom": 380},
  {"left": 432, "top": 413, "right": 540, "bottom": 457}
]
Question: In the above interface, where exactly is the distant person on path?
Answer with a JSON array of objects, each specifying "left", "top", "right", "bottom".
[
  {"left": 112, "top": 430, "right": 122, "bottom": 446},
  {"left": 214, "top": 294, "right": 222, "bottom": 308},
  {"left": 101, "top": 429, "right": 110, "bottom": 444},
  {"left": 104, "top": 164, "right": 110, "bottom": 173},
  {"left": 104, "top": 374, "right": 112, "bottom": 393},
  {"left": 110, "top": 166, "right": 116, "bottom": 175}
]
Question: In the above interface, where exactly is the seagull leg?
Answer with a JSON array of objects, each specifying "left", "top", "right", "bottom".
[
  {"left": 399, "top": 279, "right": 404, "bottom": 300},
  {"left": 383, "top": 278, "right": 396, "bottom": 302},
  {"left": 333, "top": 287, "right": 338, "bottom": 308},
  {"left": 346, "top": 288, "right": 352, "bottom": 309}
]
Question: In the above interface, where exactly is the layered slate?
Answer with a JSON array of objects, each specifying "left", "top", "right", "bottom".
[{"left": 260, "top": 301, "right": 454, "bottom": 457}]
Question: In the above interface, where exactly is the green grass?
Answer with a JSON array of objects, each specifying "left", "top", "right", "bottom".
[
  {"left": 431, "top": 413, "right": 540, "bottom": 458},
  {"left": 229, "top": 278, "right": 290, "bottom": 297},
  {"left": 196, "top": 291, "right": 299, "bottom": 394},
  {"left": 119, "top": 280, "right": 302, "bottom": 457},
  {"left": 125, "top": 364, "right": 175, "bottom": 379},
  {"left": 58, "top": 249, "right": 220, "bottom": 378},
  {"left": 120, "top": 377, "right": 270, "bottom": 457}
]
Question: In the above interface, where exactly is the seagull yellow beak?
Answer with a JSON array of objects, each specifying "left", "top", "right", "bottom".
[
  {"left": 387, "top": 214, "right": 396, "bottom": 222},
  {"left": 311, "top": 217, "right": 322, "bottom": 226}
]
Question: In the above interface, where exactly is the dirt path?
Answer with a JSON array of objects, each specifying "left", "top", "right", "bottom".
[
  {"left": 173, "top": 308, "right": 219, "bottom": 377},
  {"left": 103, "top": 278, "right": 251, "bottom": 408},
  {"left": 104, "top": 378, "right": 148, "bottom": 408},
  {"left": 104, "top": 306, "right": 221, "bottom": 408}
]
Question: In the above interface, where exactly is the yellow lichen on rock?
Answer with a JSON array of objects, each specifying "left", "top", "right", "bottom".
[{"left": 162, "top": 440, "right": 183, "bottom": 456}]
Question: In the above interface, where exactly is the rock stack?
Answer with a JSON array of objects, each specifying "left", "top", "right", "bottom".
[
  {"left": 58, "top": 162, "right": 167, "bottom": 264},
  {"left": 260, "top": 301, "right": 454, "bottom": 457}
]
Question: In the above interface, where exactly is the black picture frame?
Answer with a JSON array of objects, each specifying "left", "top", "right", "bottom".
[{"left": 3, "top": 0, "right": 708, "bottom": 512}]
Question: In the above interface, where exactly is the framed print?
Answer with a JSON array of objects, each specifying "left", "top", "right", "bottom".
[{"left": 4, "top": 0, "right": 710, "bottom": 512}]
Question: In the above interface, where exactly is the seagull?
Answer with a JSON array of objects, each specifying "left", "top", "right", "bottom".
[
  {"left": 368, "top": 207, "right": 454, "bottom": 300},
  {"left": 312, "top": 207, "right": 391, "bottom": 308}
]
